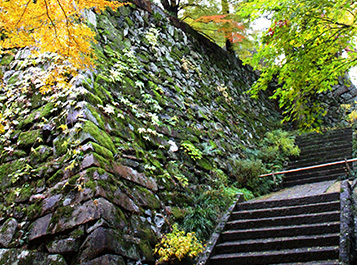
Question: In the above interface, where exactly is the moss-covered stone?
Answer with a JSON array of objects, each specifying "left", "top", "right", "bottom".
[
  {"left": 84, "top": 141, "right": 114, "bottom": 160},
  {"left": 86, "top": 104, "right": 106, "bottom": 130},
  {"left": 19, "top": 102, "right": 54, "bottom": 129},
  {"left": 197, "top": 157, "right": 213, "bottom": 171},
  {"left": 171, "top": 206, "right": 186, "bottom": 220},
  {"left": 81, "top": 120, "right": 116, "bottom": 153},
  {"left": 17, "top": 129, "right": 41, "bottom": 147},
  {"left": 131, "top": 186, "right": 160, "bottom": 209},
  {"left": 47, "top": 169, "right": 64, "bottom": 187},
  {"left": 85, "top": 91, "right": 104, "bottom": 106},
  {"left": 0, "top": 159, "right": 27, "bottom": 189},
  {"left": 31, "top": 145, "right": 53, "bottom": 164}
]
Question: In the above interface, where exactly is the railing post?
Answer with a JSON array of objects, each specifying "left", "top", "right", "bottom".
[
  {"left": 345, "top": 158, "right": 352, "bottom": 177},
  {"left": 272, "top": 171, "right": 277, "bottom": 189}
]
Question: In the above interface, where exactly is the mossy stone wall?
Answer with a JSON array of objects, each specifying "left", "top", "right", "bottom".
[{"left": 0, "top": 1, "right": 281, "bottom": 264}]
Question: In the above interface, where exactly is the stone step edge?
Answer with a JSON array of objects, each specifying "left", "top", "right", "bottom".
[
  {"left": 283, "top": 173, "right": 343, "bottom": 184},
  {"left": 296, "top": 136, "right": 352, "bottom": 147},
  {"left": 284, "top": 167, "right": 347, "bottom": 178},
  {"left": 296, "top": 128, "right": 352, "bottom": 142},
  {"left": 222, "top": 221, "right": 340, "bottom": 237},
  {"left": 227, "top": 210, "right": 340, "bottom": 226},
  {"left": 217, "top": 232, "right": 339, "bottom": 249},
  {"left": 209, "top": 246, "right": 339, "bottom": 260},
  {"left": 276, "top": 261, "right": 340, "bottom": 265},
  {"left": 231, "top": 200, "right": 339, "bottom": 218},
  {"left": 236, "top": 192, "right": 339, "bottom": 210}
]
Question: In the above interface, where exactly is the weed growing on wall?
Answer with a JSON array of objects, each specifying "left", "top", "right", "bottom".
[{"left": 181, "top": 140, "right": 203, "bottom": 160}]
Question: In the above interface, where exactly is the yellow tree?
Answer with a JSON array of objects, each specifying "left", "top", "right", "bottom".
[
  {"left": 0, "top": 0, "right": 126, "bottom": 132},
  {"left": 0, "top": 0, "right": 125, "bottom": 70}
]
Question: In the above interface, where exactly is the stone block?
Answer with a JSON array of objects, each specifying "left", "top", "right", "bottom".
[{"left": 0, "top": 218, "right": 18, "bottom": 247}]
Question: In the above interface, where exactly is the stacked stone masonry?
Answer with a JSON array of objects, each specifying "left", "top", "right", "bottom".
[{"left": 1, "top": 0, "right": 346, "bottom": 264}]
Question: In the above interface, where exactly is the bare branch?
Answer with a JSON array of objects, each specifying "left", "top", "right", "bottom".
[{"left": 15, "top": 0, "right": 32, "bottom": 28}]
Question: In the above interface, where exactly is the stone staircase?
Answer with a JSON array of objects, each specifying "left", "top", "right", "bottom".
[
  {"left": 208, "top": 192, "right": 341, "bottom": 264},
  {"left": 283, "top": 127, "right": 353, "bottom": 187},
  {"left": 201, "top": 128, "right": 355, "bottom": 265}
]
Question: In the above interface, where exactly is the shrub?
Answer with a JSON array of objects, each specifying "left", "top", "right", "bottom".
[
  {"left": 154, "top": 224, "right": 204, "bottom": 265},
  {"left": 258, "top": 129, "right": 300, "bottom": 172}
]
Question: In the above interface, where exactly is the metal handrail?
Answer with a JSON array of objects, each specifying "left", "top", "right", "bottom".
[{"left": 259, "top": 157, "right": 357, "bottom": 178}]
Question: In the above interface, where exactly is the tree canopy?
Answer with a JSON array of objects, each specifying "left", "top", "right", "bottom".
[
  {"left": 0, "top": 0, "right": 124, "bottom": 70},
  {"left": 238, "top": 0, "right": 357, "bottom": 129},
  {"left": 183, "top": 0, "right": 249, "bottom": 52}
]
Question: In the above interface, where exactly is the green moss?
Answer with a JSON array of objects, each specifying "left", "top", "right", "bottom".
[
  {"left": 36, "top": 178, "right": 45, "bottom": 189},
  {"left": 88, "top": 141, "right": 114, "bottom": 160},
  {"left": 122, "top": 77, "right": 140, "bottom": 97},
  {"left": 26, "top": 201, "right": 43, "bottom": 220},
  {"left": 197, "top": 158, "right": 213, "bottom": 171},
  {"left": 0, "top": 54, "right": 15, "bottom": 66},
  {"left": 18, "top": 184, "right": 33, "bottom": 201},
  {"left": 138, "top": 241, "right": 154, "bottom": 261},
  {"left": 82, "top": 120, "right": 116, "bottom": 153},
  {"left": 84, "top": 179, "right": 97, "bottom": 189},
  {"left": 92, "top": 152, "right": 112, "bottom": 170},
  {"left": 53, "top": 135, "right": 70, "bottom": 157},
  {"left": 47, "top": 170, "right": 64, "bottom": 187},
  {"left": 0, "top": 159, "right": 27, "bottom": 189},
  {"left": 132, "top": 186, "right": 160, "bottom": 209},
  {"left": 113, "top": 206, "right": 128, "bottom": 227},
  {"left": 71, "top": 227, "right": 85, "bottom": 238},
  {"left": 17, "top": 129, "right": 41, "bottom": 147},
  {"left": 0, "top": 162, "right": 11, "bottom": 183},
  {"left": 49, "top": 205, "right": 76, "bottom": 230},
  {"left": 19, "top": 102, "right": 54, "bottom": 129},
  {"left": 85, "top": 91, "right": 103, "bottom": 106},
  {"left": 5, "top": 189, "right": 17, "bottom": 205},
  {"left": 159, "top": 191, "right": 193, "bottom": 206},
  {"left": 171, "top": 207, "right": 186, "bottom": 220},
  {"left": 12, "top": 149, "right": 27, "bottom": 159},
  {"left": 85, "top": 167, "right": 108, "bottom": 177},
  {"left": 86, "top": 104, "right": 105, "bottom": 129},
  {"left": 110, "top": 121, "right": 131, "bottom": 140},
  {"left": 31, "top": 145, "right": 52, "bottom": 163}
]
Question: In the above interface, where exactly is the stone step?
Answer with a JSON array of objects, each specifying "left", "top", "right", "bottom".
[
  {"left": 295, "top": 128, "right": 352, "bottom": 145},
  {"left": 284, "top": 166, "right": 348, "bottom": 180},
  {"left": 298, "top": 142, "right": 352, "bottom": 157},
  {"left": 225, "top": 211, "right": 340, "bottom": 230},
  {"left": 235, "top": 192, "right": 339, "bottom": 211},
  {"left": 288, "top": 152, "right": 353, "bottom": 169},
  {"left": 221, "top": 222, "right": 340, "bottom": 242},
  {"left": 209, "top": 246, "right": 339, "bottom": 265},
  {"left": 277, "top": 261, "right": 341, "bottom": 265},
  {"left": 230, "top": 200, "right": 340, "bottom": 220},
  {"left": 295, "top": 131, "right": 352, "bottom": 144},
  {"left": 215, "top": 233, "right": 339, "bottom": 254},
  {"left": 296, "top": 136, "right": 352, "bottom": 149},
  {"left": 295, "top": 151, "right": 352, "bottom": 165},
  {"left": 283, "top": 173, "right": 344, "bottom": 188}
]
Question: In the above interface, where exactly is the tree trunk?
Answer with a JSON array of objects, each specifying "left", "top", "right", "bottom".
[
  {"left": 221, "top": 0, "right": 234, "bottom": 54},
  {"left": 161, "top": 0, "right": 180, "bottom": 17}
]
